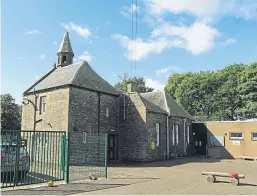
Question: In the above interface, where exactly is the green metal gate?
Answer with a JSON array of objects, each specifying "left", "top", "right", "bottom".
[
  {"left": 68, "top": 132, "right": 108, "bottom": 182},
  {"left": 1, "top": 130, "right": 67, "bottom": 188}
]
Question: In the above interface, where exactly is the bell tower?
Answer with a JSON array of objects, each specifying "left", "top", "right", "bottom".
[{"left": 57, "top": 32, "right": 74, "bottom": 67}]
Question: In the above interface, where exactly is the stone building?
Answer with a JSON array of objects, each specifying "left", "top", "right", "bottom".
[
  {"left": 21, "top": 32, "right": 194, "bottom": 163},
  {"left": 118, "top": 86, "right": 194, "bottom": 161}
]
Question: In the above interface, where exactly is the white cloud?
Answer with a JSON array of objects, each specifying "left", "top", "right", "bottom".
[
  {"left": 145, "top": 78, "right": 165, "bottom": 91},
  {"left": 113, "top": 0, "right": 256, "bottom": 61},
  {"left": 145, "top": 0, "right": 257, "bottom": 22},
  {"left": 151, "top": 21, "right": 220, "bottom": 55},
  {"left": 112, "top": 34, "right": 182, "bottom": 61},
  {"left": 40, "top": 54, "right": 46, "bottom": 60},
  {"left": 112, "top": 20, "right": 219, "bottom": 58},
  {"left": 156, "top": 66, "right": 180, "bottom": 76},
  {"left": 25, "top": 29, "right": 42, "bottom": 34},
  {"left": 17, "top": 56, "right": 26, "bottom": 60},
  {"left": 78, "top": 51, "right": 93, "bottom": 62},
  {"left": 222, "top": 38, "right": 236, "bottom": 46},
  {"left": 121, "top": 3, "right": 140, "bottom": 19},
  {"left": 53, "top": 40, "right": 58, "bottom": 45},
  {"left": 61, "top": 22, "right": 92, "bottom": 38}
]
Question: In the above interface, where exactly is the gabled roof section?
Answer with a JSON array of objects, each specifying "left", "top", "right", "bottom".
[
  {"left": 24, "top": 61, "right": 118, "bottom": 95},
  {"left": 164, "top": 91, "right": 194, "bottom": 120},
  {"left": 140, "top": 91, "right": 194, "bottom": 120},
  {"left": 140, "top": 94, "right": 168, "bottom": 114},
  {"left": 58, "top": 32, "right": 74, "bottom": 54},
  {"left": 140, "top": 91, "right": 168, "bottom": 114}
]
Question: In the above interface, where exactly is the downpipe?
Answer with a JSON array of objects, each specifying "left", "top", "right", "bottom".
[
  {"left": 183, "top": 118, "right": 187, "bottom": 156},
  {"left": 166, "top": 116, "right": 169, "bottom": 159}
]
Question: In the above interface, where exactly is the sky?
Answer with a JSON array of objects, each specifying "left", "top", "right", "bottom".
[{"left": 2, "top": 0, "right": 257, "bottom": 104}]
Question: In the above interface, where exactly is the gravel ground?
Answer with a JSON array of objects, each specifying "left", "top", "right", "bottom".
[{"left": 2, "top": 157, "right": 257, "bottom": 195}]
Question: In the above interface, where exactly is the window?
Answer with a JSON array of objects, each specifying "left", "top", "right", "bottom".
[
  {"left": 175, "top": 125, "right": 179, "bottom": 145},
  {"left": 252, "top": 132, "right": 257, "bottom": 141},
  {"left": 83, "top": 132, "right": 87, "bottom": 144},
  {"left": 229, "top": 132, "right": 243, "bottom": 140},
  {"left": 156, "top": 123, "right": 160, "bottom": 146},
  {"left": 40, "top": 96, "right": 46, "bottom": 114},
  {"left": 187, "top": 126, "right": 190, "bottom": 144},
  {"left": 106, "top": 107, "right": 109, "bottom": 117},
  {"left": 63, "top": 56, "right": 66, "bottom": 63},
  {"left": 171, "top": 125, "right": 175, "bottom": 145}
]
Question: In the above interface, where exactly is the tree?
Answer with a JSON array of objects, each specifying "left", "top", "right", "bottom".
[
  {"left": 216, "top": 64, "right": 246, "bottom": 120},
  {"left": 1, "top": 94, "right": 21, "bottom": 130},
  {"left": 164, "top": 62, "right": 256, "bottom": 121},
  {"left": 114, "top": 77, "right": 154, "bottom": 93},
  {"left": 174, "top": 71, "right": 221, "bottom": 121},
  {"left": 165, "top": 72, "right": 194, "bottom": 100},
  {"left": 237, "top": 62, "right": 257, "bottom": 119}
]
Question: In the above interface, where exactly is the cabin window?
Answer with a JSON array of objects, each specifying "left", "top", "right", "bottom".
[
  {"left": 187, "top": 125, "right": 190, "bottom": 144},
  {"left": 229, "top": 132, "right": 243, "bottom": 140},
  {"left": 156, "top": 123, "right": 160, "bottom": 146},
  {"left": 175, "top": 124, "right": 179, "bottom": 145},
  {"left": 252, "top": 132, "right": 257, "bottom": 141},
  {"left": 40, "top": 96, "right": 46, "bottom": 114},
  {"left": 83, "top": 132, "right": 87, "bottom": 144},
  {"left": 106, "top": 107, "right": 109, "bottom": 117},
  {"left": 171, "top": 124, "right": 175, "bottom": 145},
  {"left": 63, "top": 56, "right": 66, "bottom": 63}
]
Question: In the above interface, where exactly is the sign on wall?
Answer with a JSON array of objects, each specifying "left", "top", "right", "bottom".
[
  {"left": 232, "top": 140, "right": 241, "bottom": 145},
  {"left": 211, "top": 136, "right": 225, "bottom": 146}
]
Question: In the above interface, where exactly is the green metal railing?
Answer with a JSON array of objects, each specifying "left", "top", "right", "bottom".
[
  {"left": 1, "top": 130, "right": 66, "bottom": 188},
  {"left": 68, "top": 133, "right": 108, "bottom": 182}
]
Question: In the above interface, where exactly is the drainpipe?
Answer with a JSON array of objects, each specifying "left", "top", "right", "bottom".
[
  {"left": 166, "top": 115, "right": 169, "bottom": 159},
  {"left": 98, "top": 92, "right": 100, "bottom": 134},
  {"left": 183, "top": 118, "right": 187, "bottom": 156}
]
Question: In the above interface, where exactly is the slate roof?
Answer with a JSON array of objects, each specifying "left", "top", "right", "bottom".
[
  {"left": 140, "top": 95, "right": 168, "bottom": 114},
  {"left": 24, "top": 61, "right": 118, "bottom": 95},
  {"left": 58, "top": 32, "right": 74, "bottom": 54},
  {"left": 140, "top": 91, "right": 194, "bottom": 120}
]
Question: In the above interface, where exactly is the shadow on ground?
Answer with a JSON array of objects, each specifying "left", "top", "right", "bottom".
[
  {"left": 108, "top": 157, "right": 224, "bottom": 168},
  {"left": 214, "top": 181, "right": 257, "bottom": 187},
  {"left": 1, "top": 183, "right": 129, "bottom": 195}
]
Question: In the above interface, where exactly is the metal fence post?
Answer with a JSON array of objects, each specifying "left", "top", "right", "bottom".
[
  {"left": 104, "top": 133, "right": 108, "bottom": 178},
  {"left": 61, "top": 134, "right": 65, "bottom": 173},
  {"left": 65, "top": 132, "right": 70, "bottom": 184}
]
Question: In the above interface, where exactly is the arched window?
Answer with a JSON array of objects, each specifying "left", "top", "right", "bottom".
[{"left": 63, "top": 56, "right": 66, "bottom": 63}]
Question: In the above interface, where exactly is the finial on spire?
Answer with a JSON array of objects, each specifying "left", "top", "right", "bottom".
[{"left": 58, "top": 31, "right": 74, "bottom": 54}]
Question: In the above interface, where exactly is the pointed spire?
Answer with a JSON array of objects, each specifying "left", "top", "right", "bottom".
[{"left": 58, "top": 32, "right": 74, "bottom": 54}]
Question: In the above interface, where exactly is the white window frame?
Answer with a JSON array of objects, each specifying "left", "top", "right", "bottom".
[
  {"left": 252, "top": 132, "right": 257, "bottom": 141},
  {"left": 106, "top": 107, "right": 109, "bottom": 117},
  {"left": 40, "top": 96, "right": 46, "bottom": 114},
  {"left": 187, "top": 125, "right": 190, "bottom": 144},
  {"left": 171, "top": 124, "right": 175, "bottom": 145},
  {"left": 175, "top": 124, "right": 179, "bottom": 145},
  {"left": 229, "top": 132, "right": 244, "bottom": 140},
  {"left": 156, "top": 123, "right": 160, "bottom": 146},
  {"left": 83, "top": 132, "right": 87, "bottom": 144}
]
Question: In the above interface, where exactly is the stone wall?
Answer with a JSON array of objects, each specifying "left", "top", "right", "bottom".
[
  {"left": 68, "top": 87, "right": 119, "bottom": 164},
  {"left": 68, "top": 87, "right": 118, "bottom": 133},
  {"left": 118, "top": 93, "right": 148, "bottom": 161},
  {"left": 21, "top": 88, "right": 70, "bottom": 131},
  {"left": 69, "top": 132, "right": 106, "bottom": 167},
  {"left": 168, "top": 117, "right": 193, "bottom": 157},
  {"left": 145, "top": 112, "right": 167, "bottom": 161}
]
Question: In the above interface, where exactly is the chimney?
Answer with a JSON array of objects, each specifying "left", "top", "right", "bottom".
[{"left": 127, "top": 82, "right": 137, "bottom": 93}]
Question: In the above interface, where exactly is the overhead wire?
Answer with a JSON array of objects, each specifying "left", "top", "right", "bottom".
[
  {"left": 135, "top": 0, "right": 137, "bottom": 76},
  {"left": 131, "top": 0, "right": 134, "bottom": 77}
]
